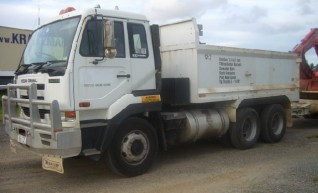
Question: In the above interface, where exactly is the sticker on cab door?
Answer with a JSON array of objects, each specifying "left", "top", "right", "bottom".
[{"left": 141, "top": 95, "right": 161, "bottom": 103}]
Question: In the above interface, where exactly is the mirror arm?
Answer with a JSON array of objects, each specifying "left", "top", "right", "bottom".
[{"left": 92, "top": 57, "right": 105, "bottom": 65}]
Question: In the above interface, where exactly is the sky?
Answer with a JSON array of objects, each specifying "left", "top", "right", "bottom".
[{"left": 0, "top": 0, "right": 318, "bottom": 62}]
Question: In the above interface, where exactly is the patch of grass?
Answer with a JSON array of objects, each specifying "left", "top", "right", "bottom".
[
  {"left": 313, "top": 175, "right": 318, "bottom": 182},
  {"left": 307, "top": 134, "right": 318, "bottom": 139}
]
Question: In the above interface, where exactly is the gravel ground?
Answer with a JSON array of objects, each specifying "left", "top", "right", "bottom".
[{"left": 1, "top": 118, "right": 318, "bottom": 193}]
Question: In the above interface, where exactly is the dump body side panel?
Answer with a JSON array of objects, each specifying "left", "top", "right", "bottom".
[{"left": 160, "top": 19, "right": 299, "bottom": 105}]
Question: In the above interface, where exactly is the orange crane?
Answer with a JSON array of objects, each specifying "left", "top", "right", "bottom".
[{"left": 292, "top": 29, "right": 318, "bottom": 99}]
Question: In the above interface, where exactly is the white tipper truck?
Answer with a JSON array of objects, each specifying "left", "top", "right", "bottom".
[{"left": 2, "top": 6, "right": 299, "bottom": 176}]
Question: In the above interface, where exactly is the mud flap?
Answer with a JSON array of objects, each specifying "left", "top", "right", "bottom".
[{"left": 10, "top": 139, "right": 17, "bottom": 153}]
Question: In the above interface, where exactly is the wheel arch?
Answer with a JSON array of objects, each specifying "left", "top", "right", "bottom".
[
  {"left": 99, "top": 102, "right": 161, "bottom": 154},
  {"left": 237, "top": 95, "right": 292, "bottom": 127},
  {"left": 238, "top": 95, "right": 291, "bottom": 109}
]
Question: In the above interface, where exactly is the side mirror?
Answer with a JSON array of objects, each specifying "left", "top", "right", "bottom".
[{"left": 103, "top": 20, "right": 117, "bottom": 59}]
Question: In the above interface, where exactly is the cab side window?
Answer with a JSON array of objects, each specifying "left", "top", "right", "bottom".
[
  {"left": 127, "top": 23, "right": 148, "bottom": 58},
  {"left": 80, "top": 20, "right": 103, "bottom": 57},
  {"left": 80, "top": 20, "right": 125, "bottom": 58},
  {"left": 114, "top": 22, "right": 125, "bottom": 58}
]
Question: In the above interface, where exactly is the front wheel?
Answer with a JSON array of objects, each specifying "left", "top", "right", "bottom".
[{"left": 107, "top": 117, "right": 158, "bottom": 177}]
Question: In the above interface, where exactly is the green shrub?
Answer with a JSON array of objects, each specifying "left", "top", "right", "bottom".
[{"left": 0, "top": 90, "right": 6, "bottom": 122}]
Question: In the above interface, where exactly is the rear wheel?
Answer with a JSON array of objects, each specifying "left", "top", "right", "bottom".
[
  {"left": 230, "top": 108, "right": 260, "bottom": 149},
  {"left": 107, "top": 117, "right": 158, "bottom": 177},
  {"left": 261, "top": 104, "right": 286, "bottom": 143}
]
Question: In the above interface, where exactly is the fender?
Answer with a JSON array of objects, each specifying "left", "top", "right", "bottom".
[
  {"left": 238, "top": 95, "right": 290, "bottom": 109},
  {"left": 99, "top": 102, "right": 162, "bottom": 154},
  {"left": 80, "top": 93, "right": 162, "bottom": 159}
]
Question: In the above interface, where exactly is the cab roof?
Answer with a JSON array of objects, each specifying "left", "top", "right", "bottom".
[{"left": 42, "top": 7, "right": 148, "bottom": 27}]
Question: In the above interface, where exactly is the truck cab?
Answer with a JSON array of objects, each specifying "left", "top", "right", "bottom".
[{"left": 3, "top": 6, "right": 161, "bottom": 175}]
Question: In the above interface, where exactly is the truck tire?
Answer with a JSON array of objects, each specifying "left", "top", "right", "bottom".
[
  {"left": 260, "top": 104, "right": 286, "bottom": 143},
  {"left": 107, "top": 117, "right": 158, "bottom": 177},
  {"left": 230, "top": 108, "right": 260, "bottom": 149}
]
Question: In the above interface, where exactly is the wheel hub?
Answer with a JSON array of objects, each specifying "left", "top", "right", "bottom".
[
  {"left": 242, "top": 117, "right": 257, "bottom": 141},
  {"left": 271, "top": 113, "right": 283, "bottom": 135},
  {"left": 121, "top": 131, "right": 149, "bottom": 165},
  {"left": 131, "top": 140, "right": 144, "bottom": 156}
]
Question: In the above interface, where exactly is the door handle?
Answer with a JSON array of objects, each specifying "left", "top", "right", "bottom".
[{"left": 117, "top": 74, "right": 131, "bottom": 78}]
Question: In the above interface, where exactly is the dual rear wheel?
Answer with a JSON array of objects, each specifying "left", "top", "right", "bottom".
[{"left": 230, "top": 104, "right": 286, "bottom": 149}]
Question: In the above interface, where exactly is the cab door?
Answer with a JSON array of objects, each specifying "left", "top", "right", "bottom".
[
  {"left": 127, "top": 22, "right": 156, "bottom": 92},
  {"left": 73, "top": 18, "right": 131, "bottom": 113}
]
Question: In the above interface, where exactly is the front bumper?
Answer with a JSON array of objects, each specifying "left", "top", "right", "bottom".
[{"left": 2, "top": 83, "right": 81, "bottom": 158}]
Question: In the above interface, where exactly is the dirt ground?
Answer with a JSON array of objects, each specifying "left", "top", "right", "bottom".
[{"left": 1, "top": 118, "right": 318, "bottom": 193}]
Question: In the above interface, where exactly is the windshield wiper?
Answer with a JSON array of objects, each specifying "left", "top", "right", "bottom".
[
  {"left": 15, "top": 64, "right": 32, "bottom": 75},
  {"left": 33, "top": 62, "right": 50, "bottom": 73},
  {"left": 15, "top": 60, "right": 67, "bottom": 75},
  {"left": 47, "top": 60, "right": 67, "bottom": 64},
  {"left": 34, "top": 60, "right": 67, "bottom": 73}
]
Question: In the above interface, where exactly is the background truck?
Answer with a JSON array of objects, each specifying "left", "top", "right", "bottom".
[
  {"left": 0, "top": 26, "right": 32, "bottom": 87},
  {"left": 2, "top": 6, "right": 299, "bottom": 177}
]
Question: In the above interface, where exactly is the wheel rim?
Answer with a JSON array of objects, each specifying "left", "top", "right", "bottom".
[
  {"left": 242, "top": 116, "right": 257, "bottom": 141},
  {"left": 271, "top": 113, "right": 284, "bottom": 135},
  {"left": 121, "top": 130, "right": 149, "bottom": 165}
]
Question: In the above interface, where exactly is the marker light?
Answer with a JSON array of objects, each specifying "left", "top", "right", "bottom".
[
  {"left": 59, "top": 7, "right": 76, "bottom": 15},
  {"left": 79, "top": 102, "right": 90, "bottom": 107},
  {"left": 65, "top": 111, "right": 76, "bottom": 119}
]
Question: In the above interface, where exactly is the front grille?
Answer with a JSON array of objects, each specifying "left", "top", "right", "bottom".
[
  {"left": 20, "top": 95, "right": 44, "bottom": 100},
  {"left": 21, "top": 107, "right": 50, "bottom": 119},
  {"left": 37, "top": 84, "right": 45, "bottom": 90},
  {"left": 19, "top": 83, "right": 45, "bottom": 100}
]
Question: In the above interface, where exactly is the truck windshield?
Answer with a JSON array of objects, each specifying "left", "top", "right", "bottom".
[{"left": 16, "top": 16, "right": 80, "bottom": 76}]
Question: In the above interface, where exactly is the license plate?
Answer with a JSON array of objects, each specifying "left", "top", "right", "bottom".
[
  {"left": 17, "top": 135, "right": 27, "bottom": 145},
  {"left": 42, "top": 156, "right": 64, "bottom": 174}
]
